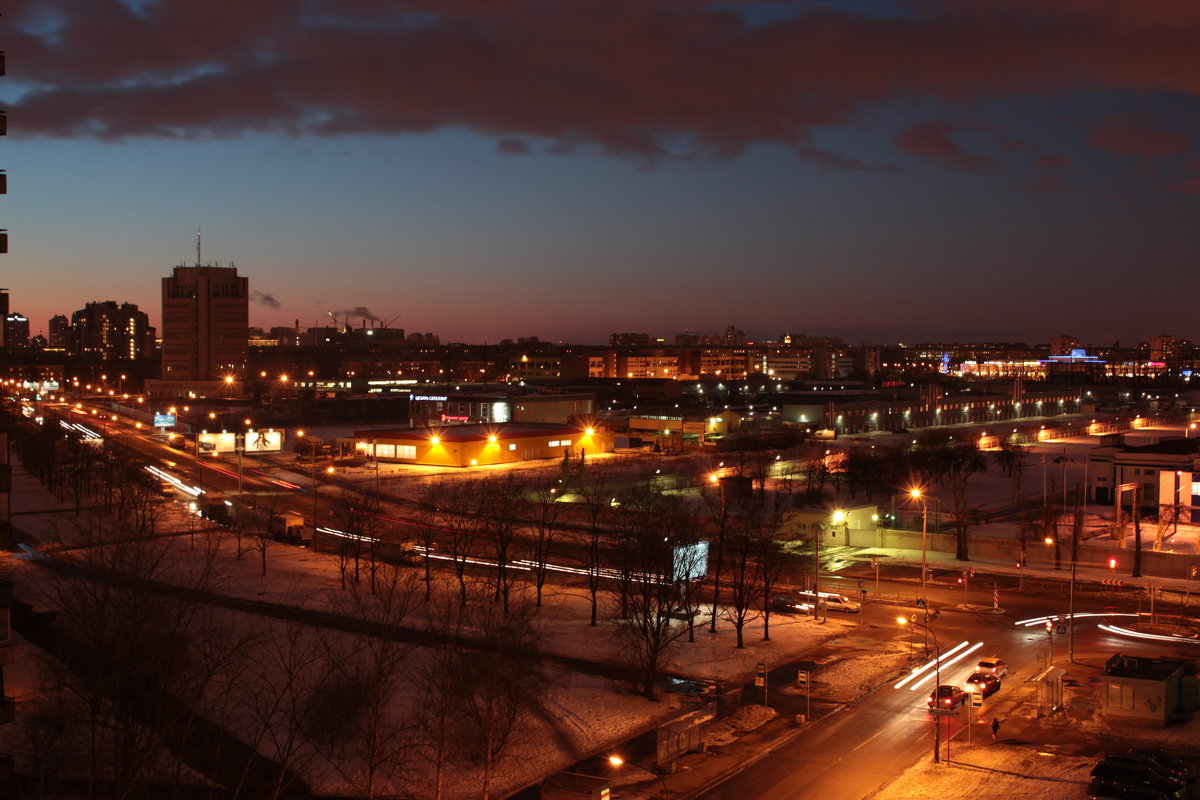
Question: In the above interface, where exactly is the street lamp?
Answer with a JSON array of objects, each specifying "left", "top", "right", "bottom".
[
  {"left": 910, "top": 488, "right": 929, "bottom": 606},
  {"left": 608, "top": 754, "right": 669, "bottom": 796},
  {"left": 898, "top": 616, "right": 942, "bottom": 764}
]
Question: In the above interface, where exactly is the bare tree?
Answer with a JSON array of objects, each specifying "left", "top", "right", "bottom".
[
  {"left": 575, "top": 464, "right": 615, "bottom": 627},
  {"left": 946, "top": 441, "right": 987, "bottom": 561},
  {"left": 323, "top": 564, "right": 422, "bottom": 798},
  {"left": 699, "top": 474, "right": 732, "bottom": 635},
  {"left": 457, "top": 593, "right": 546, "bottom": 799},
  {"left": 723, "top": 512, "right": 762, "bottom": 649},
  {"left": 752, "top": 494, "right": 791, "bottom": 642},
  {"left": 618, "top": 514, "right": 696, "bottom": 698},
  {"left": 524, "top": 484, "right": 562, "bottom": 608},
  {"left": 481, "top": 472, "right": 527, "bottom": 614},
  {"left": 436, "top": 479, "right": 486, "bottom": 607}
]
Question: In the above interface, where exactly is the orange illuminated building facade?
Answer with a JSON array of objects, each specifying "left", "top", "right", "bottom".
[{"left": 354, "top": 423, "right": 613, "bottom": 467}]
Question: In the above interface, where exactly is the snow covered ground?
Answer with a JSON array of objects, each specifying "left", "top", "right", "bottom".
[{"left": 4, "top": 418, "right": 1199, "bottom": 798}]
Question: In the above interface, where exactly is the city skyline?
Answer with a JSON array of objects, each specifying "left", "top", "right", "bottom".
[{"left": 2, "top": 1, "right": 1197, "bottom": 344}]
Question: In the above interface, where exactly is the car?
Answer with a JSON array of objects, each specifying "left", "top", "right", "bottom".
[
  {"left": 768, "top": 596, "right": 813, "bottom": 614},
  {"left": 1103, "top": 755, "right": 1190, "bottom": 785},
  {"left": 926, "top": 684, "right": 967, "bottom": 710},
  {"left": 796, "top": 591, "right": 861, "bottom": 613},
  {"left": 1088, "top": 785, "right": 1172, "bottom": 800},
  {"left": 975, "top": 657, "right": 1008, "bottom": 678},
  {"left": 1125, "top": 749, "right": 1197, "bottom": 783},
  {"left": 1090, "top": 762, "right": 1185, "bottom": 799},
  {"left": 963, "top": 672, "right": 1001, "bottom": 697}
]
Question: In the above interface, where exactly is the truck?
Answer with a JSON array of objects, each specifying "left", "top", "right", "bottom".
[{"left": 269, "top": 511, "right": 309, "bottom": 544}]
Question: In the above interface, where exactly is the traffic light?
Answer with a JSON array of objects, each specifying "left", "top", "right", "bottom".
[
  {"left": 1108, "top": 557, "right": 1118, "bottom": 569},
  {"left": 1191, "top": 565, "right": 1198, "bottom": 579},
  {"left": 1045, "top": 620, "right": 1053, "bottom": 633}
]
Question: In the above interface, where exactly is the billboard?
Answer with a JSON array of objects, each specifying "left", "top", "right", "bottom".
[
  {"left": 197, "top": 432, "right": 238, "bottom": 454},
  {"left": 153, "top": 412, "right": 177, "bottom": 428},
  {"left": 672, "top": 541, "right": 709, "bottom": 583},
  {"left": 196, "top": 429, "right": 283, "bottom": 454},
  {"left": 244, "top": 429, "right": 282, "bottom": 453}
]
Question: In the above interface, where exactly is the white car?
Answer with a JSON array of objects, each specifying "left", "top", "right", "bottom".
[
  {"left": 797, "top": 591, "right": 861, "bottom": 613},
  {"left": 976, "top": 657, "right": 1008, "bottom": 678}
]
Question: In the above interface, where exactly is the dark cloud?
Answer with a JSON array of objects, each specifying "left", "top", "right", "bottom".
[
  {"left": 999, "top": 138, "right": 1032, "bottom": 153},
  {"left": 331, "top": 306, "right": 381, "bottom": 321},
  {"left": 497, "top": 137, "right": 531, "bottom": 156},
  {"left": 1169, "top": 175, "right": 1200, "bottom": 194},
  {"left": 894, "top": 119, "right": 1000, "bottom": 172},
  {"left": 251, "top": 290, "right": 281, "bottom": 308},
  {"left": 1015, "top": 172, "right": 1065, "bottom": 192},
  {"left": 1034, "top": 154, "right": 1073, "bottom": 169},
  {"left": 4, "top": 0, "right": 1200, "bottom": 170},
  {"left": 1089, "top": 115, "right": 1189, "bottom": 158}
]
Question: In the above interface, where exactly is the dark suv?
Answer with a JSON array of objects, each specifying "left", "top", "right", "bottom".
[{"left": 1089, "top": 762, "right": 1185, "bottom": 799}]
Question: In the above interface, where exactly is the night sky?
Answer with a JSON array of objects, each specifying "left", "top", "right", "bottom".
[{"left": 3, "top": 1, "right": 1197, "bottom": 345}]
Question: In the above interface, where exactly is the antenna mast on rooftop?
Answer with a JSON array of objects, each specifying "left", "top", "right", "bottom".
[{"left": 196, "top": 227, "right": 202, "bottom": 266}]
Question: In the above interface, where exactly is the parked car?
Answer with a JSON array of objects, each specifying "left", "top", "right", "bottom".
[
  {"left": 975, "top": 657, "right": 1008, "bottom": 678},
  {"left": 1088, "top": 786, "right": 1172, "bottom": 800},
  {"left": 1103, "top": 754, "right": 1191, "bottom": 786},
  {"left": 1090, "top": 762, "right": 1185, "bottom": 799},
  {"left": 963, "top": 672, "right": 1001, "bottom": 697},
  {"left": 926, "top": 684, "right": 967, "bottom": 710},
  {"left": 1125, "top": 749, "right": 1197, "bottom": 783},
  {"left": 796, "top": 591, "right": 861, "bottom": 613}
]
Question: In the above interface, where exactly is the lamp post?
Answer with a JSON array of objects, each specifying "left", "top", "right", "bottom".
[
  {"left": 608, "top": 755, "right": 669, "bottom": 797},
  {"left": 899, "top": 616, "right": 941, "bottom": 763},
  {"left": 910, "top": 488, "right": 929, "bottom": 606},
  {"left": 812, "top": 521, "right": 822, "bottom": 620}
]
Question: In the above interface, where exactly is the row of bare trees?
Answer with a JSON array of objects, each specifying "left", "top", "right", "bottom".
[{"left": 7, "top": 504, "right": 546, "bottom": 800}]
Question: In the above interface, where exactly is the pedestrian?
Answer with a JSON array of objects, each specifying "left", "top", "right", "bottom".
[{"left": 991, "top": 717, "right": 1000, "bottom": 744}]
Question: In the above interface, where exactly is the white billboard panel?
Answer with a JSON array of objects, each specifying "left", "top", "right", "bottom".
[
  {"left": 245, "top": 429, "right": 282, "bottom": 453},
  {"left": 197, "top": 432, "right": 238, "bottom": 454}
]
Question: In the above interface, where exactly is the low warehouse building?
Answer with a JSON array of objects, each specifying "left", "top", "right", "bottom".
[{"left": 353, "top": 422, "right": 613, "bottom": 467}]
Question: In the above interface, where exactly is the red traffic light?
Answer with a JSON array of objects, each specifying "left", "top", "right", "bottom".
[{"left": 1108, "top": 558, "right": 1117, "bottom": 568}]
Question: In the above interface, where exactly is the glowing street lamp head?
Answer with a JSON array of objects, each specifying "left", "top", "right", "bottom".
[
  {"left": 896, "top": 616, "right": 908, "bottom": 626},
  {"left": 430, "top": 435, "right": 440, "bottom": 445},
  {"left": 832, "top": 510, "right": 845, "bottom": 524},
  {"left": 487, "top": 434, "right": 498, "bottom": 444},
  {"left": 910, "top": 488, "right": 921, "bottom": 499},
  {"left": 585, "top": 427, "right": 595, "bottom": 437},
  {"left": 608, "top": 755, "right": 625, "bottom": 767}
]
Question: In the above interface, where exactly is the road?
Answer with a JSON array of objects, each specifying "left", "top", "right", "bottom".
[{"left": 700, "top": 578, "right": 1193, "bottom": 800}]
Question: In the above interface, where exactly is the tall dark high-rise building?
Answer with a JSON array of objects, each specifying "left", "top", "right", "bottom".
[
  {"left": 70, "top": 301, "right": 155, "bottom": 361},
  {"left": 161, "top": 263, "right": 249, "bottom": 380},
  {"left": 47, "top": 314, "right": 69, "bottom": 350},
  {"left": 3, "top": 312, "right": 28, "bottom": 349}
]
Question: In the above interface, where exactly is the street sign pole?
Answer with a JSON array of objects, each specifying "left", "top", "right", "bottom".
[
  {"left": 797, "top": 669, "right": 811, "bottom": 719},
  {"left": 969, "top": 691, "right": 982, "bottom": 744}
]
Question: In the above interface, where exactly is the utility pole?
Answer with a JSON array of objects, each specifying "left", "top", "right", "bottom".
[{"left": 812, "top": 524, "right": 821, "bottom": 620}]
